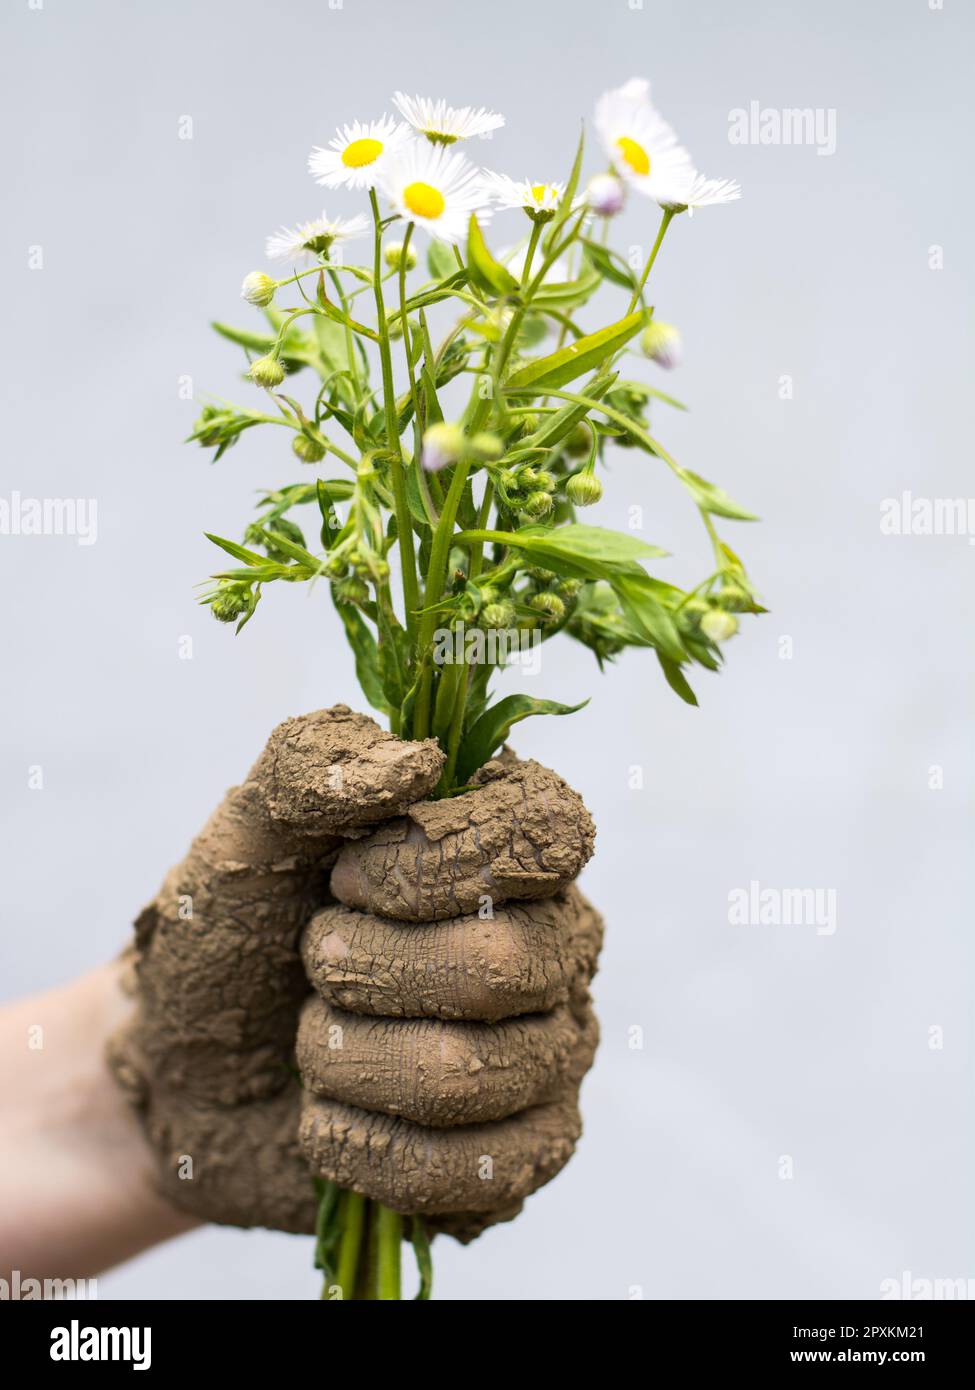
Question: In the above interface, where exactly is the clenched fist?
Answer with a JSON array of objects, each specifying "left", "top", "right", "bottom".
[{"left": 109, "top": 706, "right": 602, "bottom": 1242}]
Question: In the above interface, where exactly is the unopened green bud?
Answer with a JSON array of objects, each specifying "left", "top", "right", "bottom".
[
  {"left": 249, "top": 354, "right": 285, "bottom": 388},
  {"left": 516, "top": 466, "right": 538, "bottom": 487},
  {"left": 482, "top": 601, "right": 515, "bottom": 628},
  {"left": 566, "top": 471, "right": 603, "bottom": 507},
  {"left": 717, "top": 583, "right": 751, "bottom": 613},
  {"left": 335, "top": 576, "right": 370, "bottom": 607},
  {"left": 557, "top": 578, "right": 583, "bottom": 600},
  {"left": 384, "top": 241, "right": 417, "bottom": 271},
  {"left": 521, "top": 490, "right": 554, "bottom": 519},
  {"left": 565, "top": 423, "right": 593, "bottom": 457},
  {"left": 533, "top": 470, "right": 558, "bottom": 494},
  {"left": 641, "top": 321, "right": 682, "bottom": 370},
  {"left": 240, "top": 271, "right": 276, "bottom": 307},
  {"left": 530, "top": 591, "right": 565, "bottom": 623},
  {"left": 210, "top": 583, "right": 250, "bottom": 624},
  {"left": 518, "top": 413, "right": 540, "bottom": 438},
  {"left": 499, "top": 468, "right": 520, "bottom": 493},
  {"left": 470, "top": 431, "right": 504, "bottom": 462},
  {"left": 292, "top": 433, "right": 327, "bottom": 463},
  {"left": 700, "top": 608, "right": 739, "bottom": 642},
  {"left": 422, "top": 421, "right": 466, "bottom": 473}
]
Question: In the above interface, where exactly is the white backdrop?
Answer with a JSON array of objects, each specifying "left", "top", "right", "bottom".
[{"left": 1, "top": 0, "right": 971, "bottom": 1299}]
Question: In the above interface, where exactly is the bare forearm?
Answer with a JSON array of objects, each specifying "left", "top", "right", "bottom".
[{"left": 0, "top": 963, "right": 197, "bottom": 1282}]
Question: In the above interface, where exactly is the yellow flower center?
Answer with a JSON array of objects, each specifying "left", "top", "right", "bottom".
[
  {"left": 342, "top": 137, "right": 383, "bottom": 168},
  {"left": 531, "top": 183, "right": 550, "bottom": 202},
  {"left": 617, "top": 136, "right": 650, "bottom": 177},
  {"left": 403, "top": 181, "right": 445, "bottom": 219}
]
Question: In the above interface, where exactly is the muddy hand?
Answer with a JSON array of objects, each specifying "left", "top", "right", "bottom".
[{"left": 109, "top": 706, "right": 601, "bottom": 1239}]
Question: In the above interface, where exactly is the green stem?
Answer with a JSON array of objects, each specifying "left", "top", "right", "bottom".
[
  {"left": 375, "top": 1205, "right": 403, "bottom": 1300},
  {"left": 334, "top": 1191, "right": 366, "bottom": 1300},
  {"left": 627, "top": 207, "right": 675, "bottom": 313},
  {"left": 370, "top": 189, "right": 419, "bottom": 645},
  {"left": 412, "top": 457, "right": 473, "bottom": 739}
]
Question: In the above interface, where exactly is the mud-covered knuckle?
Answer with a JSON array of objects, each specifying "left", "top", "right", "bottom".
[
  {"left": 329, "top": 758, "right": 596, "bottom": 921},
  {"left": 299, "top": 1090, "right": 584, "bottom": 1215},
  {"left": 301, "top": 887, "right": 597, "bottom": 1022},
  {"left": 255, "top": 705, "right": 443, "bottom": 837},
  {"left": 296, "top": 994, "right": 585, "bottom": 1127}
]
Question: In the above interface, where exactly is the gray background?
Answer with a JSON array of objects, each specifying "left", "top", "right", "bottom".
[{"left": 1, "top": 0, "right": 971, "bottom": 1299}]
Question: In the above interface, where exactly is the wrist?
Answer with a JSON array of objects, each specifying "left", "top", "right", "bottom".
[{"left": 0, "top": 961, "right": 198, "bottom": 1282}]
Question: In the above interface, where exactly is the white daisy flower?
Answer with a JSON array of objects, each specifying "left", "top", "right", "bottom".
[
  {"left": 392, "top": 92, "right": 504, "bottom": 145},
  {"left": 594, "top": 80, "right": 694, "bottom": 205},
  {"left": 663, "top": 172, "right": 742, "bottom": 215},
  {"left": 308, "top": 116, "right": 409, "bottom": 190},
  {"left": 378, "top": 142, "right": 491, "bottom": 244},
  {"left": 265, "top": 211, "right": 369, "bottom": 265},
  {"left": 481, "top": 172, "right": 567, "bottom": 220}
]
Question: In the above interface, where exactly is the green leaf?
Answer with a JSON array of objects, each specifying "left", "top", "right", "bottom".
[
  {"left": 211, "top": 321, "right": 275, "bottom": 354},
  {"left": 254, "top": 528, "right": 321, "bottom": 570},
  {"left": 456, "top": 695, "right": 589, "bottom": 783},
  {"left": 678, "top": 468, "right": 759, "bottom": 521},
  {"left": 205, "top": 533, "right": 268, "bottom": 567},
  {"left": 332, "top": 596, "right": 390, "bottom": 716},
  {"left": 544, "top": 126, "right": 585, "bottom": 249},
  {"left": 213, "top": 563, "right": 295, "bottom": 582},
  {"left": 316, "top": 479, "right": 339, "bottom": 548},
  {"left": 410, "top": 1217, "right": 433, "bottom": 1302},
  {"left": 612, "top": 571, "right": 687, "bottom": 663},
  {"left": 427, "top": 240, "right": 457, "bottom": 282},
  {"left": 505, "top": 310, "right": 647, "bottom": 392},
  {"left": 657, "top": 652, "right": 699, "bottom": 706},
  {"left": 453, "top": 523, "right": 667, "bottom": 581},
  {"left": 581, "top": 238, "right": 638, "bottom": 290},
  {"left": 467, "top": 215, "right": 520, "bottom": 296},
  {"left": 531, "top": 255, "right": 602, "bottom": 309}
]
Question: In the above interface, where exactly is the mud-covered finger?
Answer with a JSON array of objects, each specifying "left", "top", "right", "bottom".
[
  {"left": 329, "top": 757, "right": 595, "bottom": 921},
  {"left": 301, "top": 885, "right": 603, "bottom": 1022},
  {"left": 296, "top": 995, "right": 591, "bottom": 1127}
]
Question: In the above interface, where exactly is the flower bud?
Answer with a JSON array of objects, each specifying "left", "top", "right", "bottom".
[
  {"left": 516, "top": 466, "right": 538, "bottom": 487},
  {"left": 557, "top": 578, "right": 583, "bottom": 601},
  {"left": 518, "top": 413, "right": 540, "bottom": 438},
  {"left": 530, "top": 591, "right": 566, "bottom": 624},
  {"left": 586, "top": 173, "right": 626, "bottom": 217},
  {"left": 641, "top": 321, "right": 682, "bottom": 370},
  {"left": 335, "top": 576, "right": 370, "bottom": 607},
  {"left": 700, "top": 608, "right": 739, "bottom": 643},
  {"left": 533, "top": 470, "right": 558, "bottom": 494},
  {"left": 565, "top": 423, "right": 593, "bottom": 457},
  {"left": 521, "top": 490, "right": 554, "bottom": 519},
  {"left": 240, "top": 271, "right": 276, "bottom": 307},
  {"left": 566, "top": 471, "right": 603, "bottom": 507},
  {"left": 249, "top": 354, "right": 285, "bottom": 388},
  {"left": 499, "top": 468, "right": 520, "bottom": 492},
  {"left": 422, "top": 421, "right": 466, "bottom": 472},
  {"left": 470, "top": 431, "right": 504, "bottom": 462},
  {"left": 482, "top": 600, "right": 515, "bottom": 628},
  {"left": 384, "top": 241, "right": 417, "bottom": 271},
  {"left": 210, "top": 583, "right": 250, "bottom": 624},
  {"left": 292, "top": 433, "right": 327, "bottom": 463}
]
